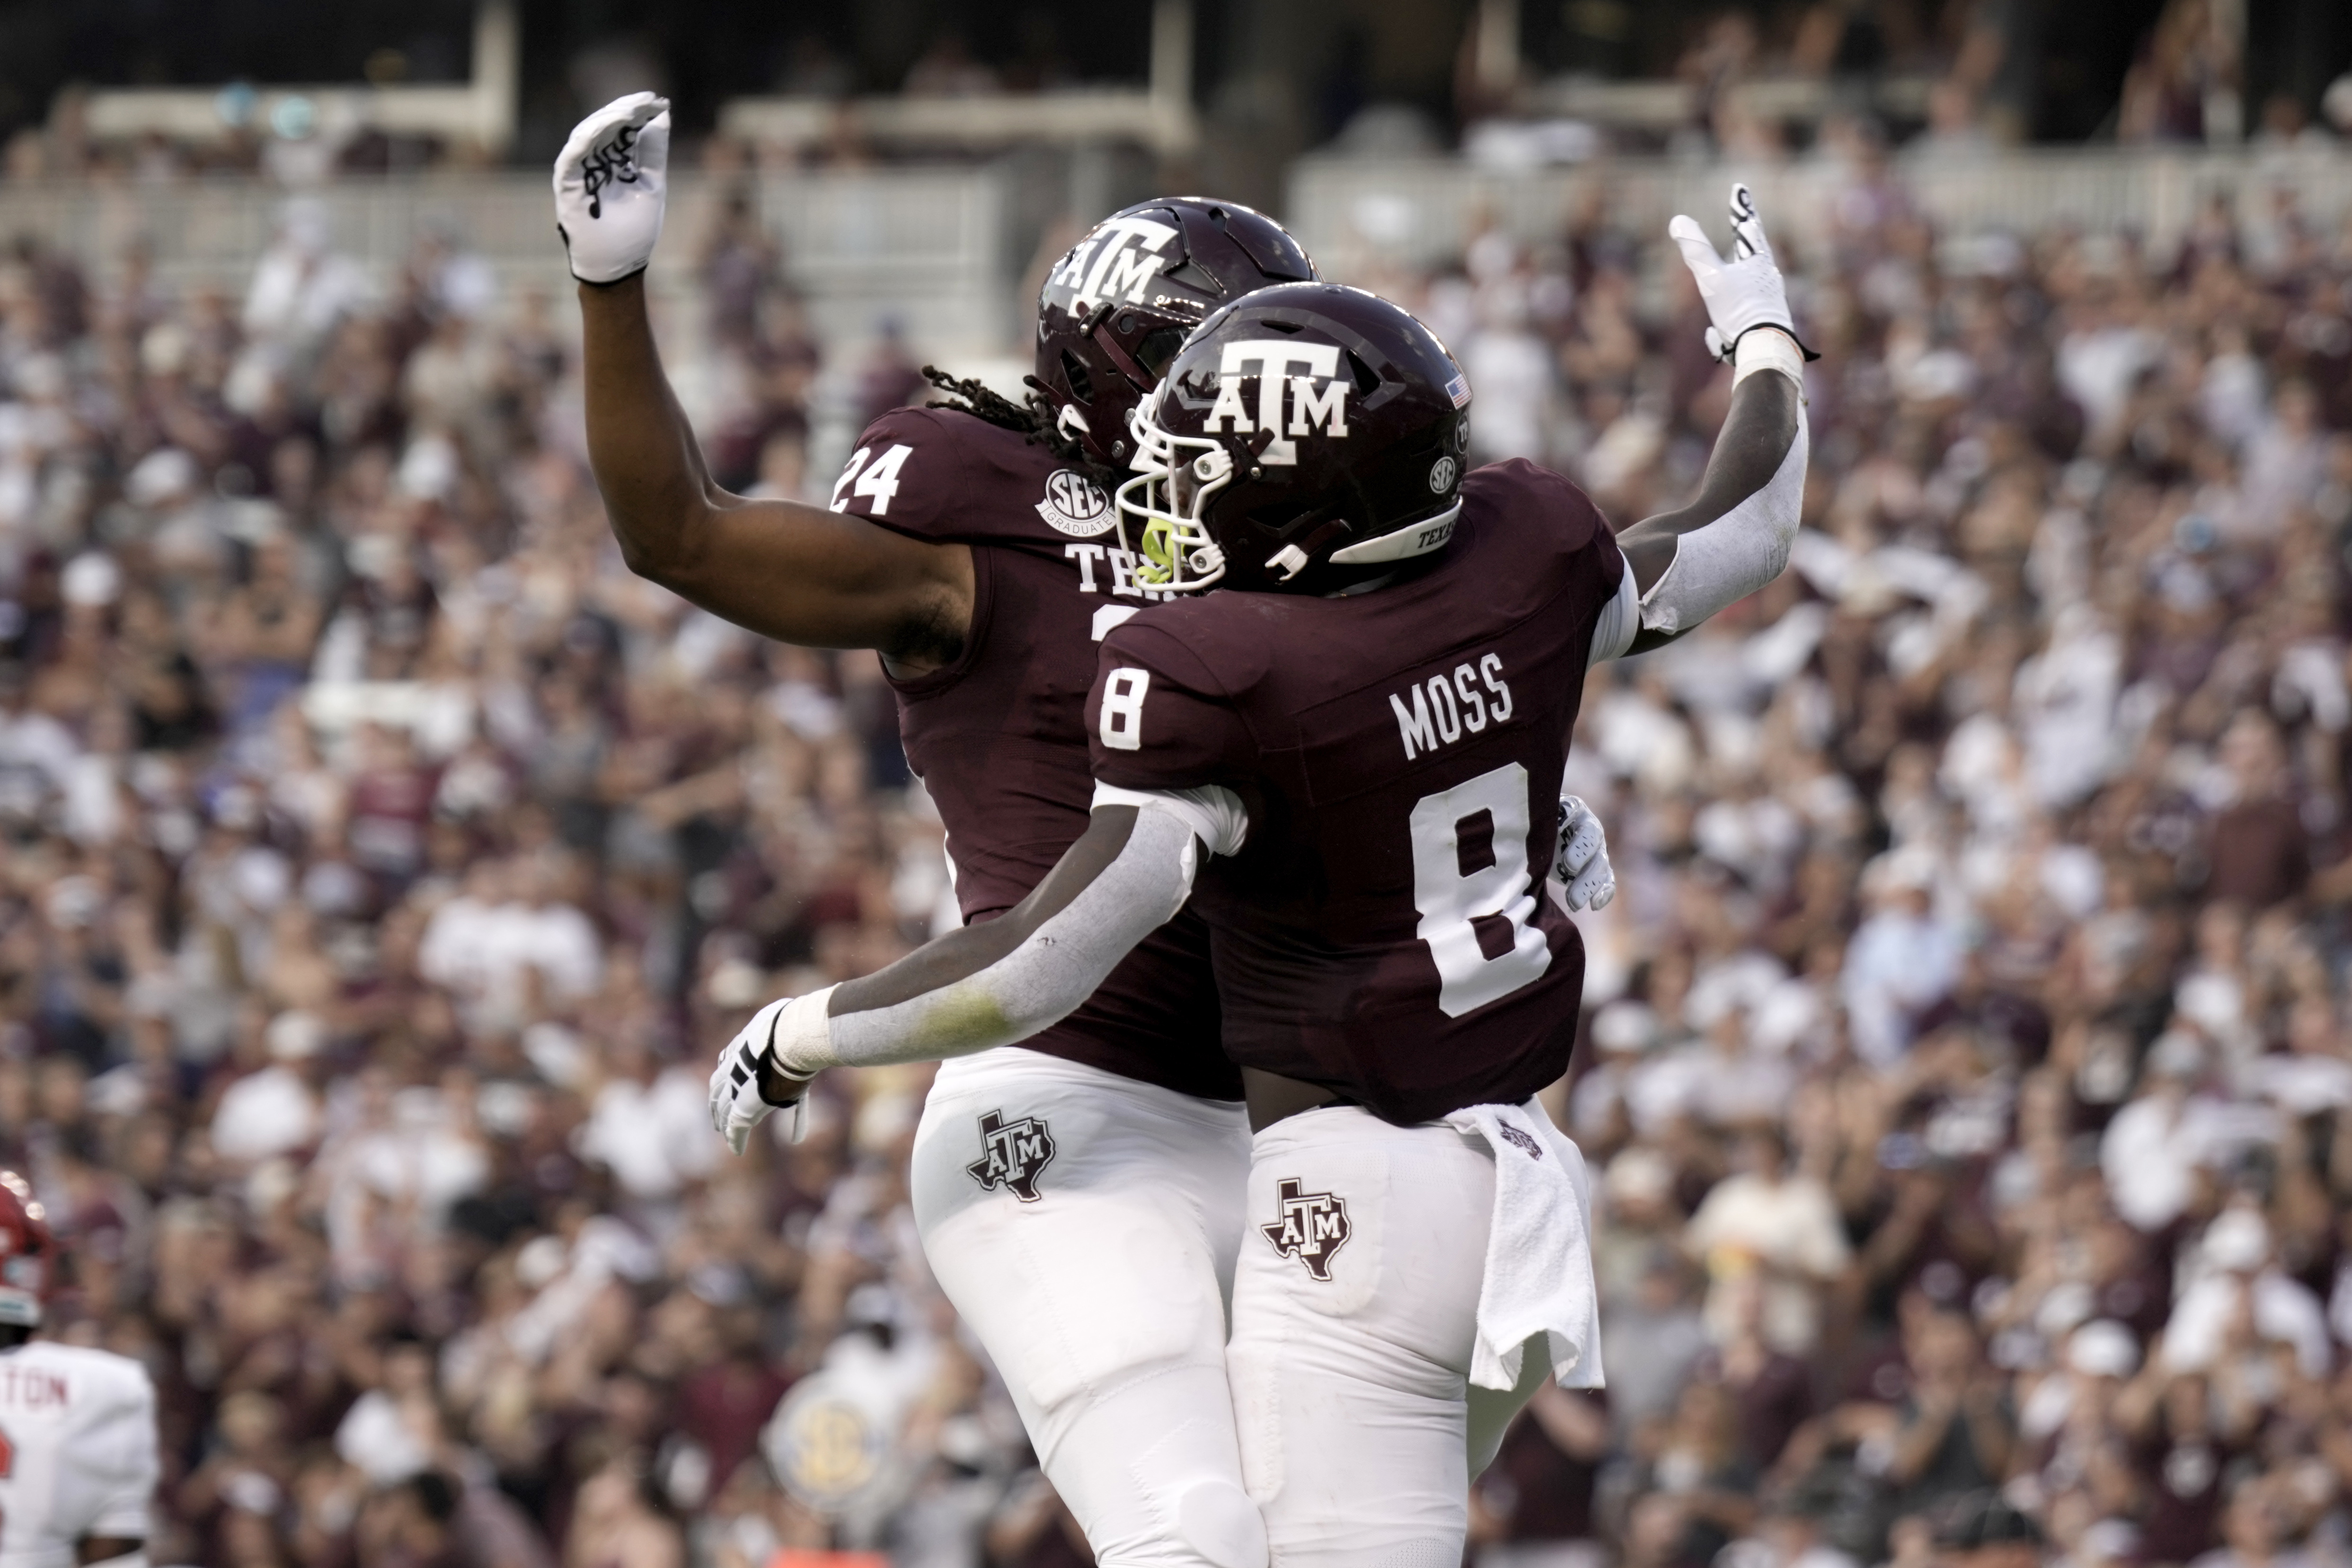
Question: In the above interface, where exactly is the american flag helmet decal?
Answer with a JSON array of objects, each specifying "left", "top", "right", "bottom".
[{"left": 1444, "top": 373, "right": 1472, "bottom": 408}]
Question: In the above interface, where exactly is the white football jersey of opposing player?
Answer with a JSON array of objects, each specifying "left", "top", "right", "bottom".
[{"left": 0, "top": 1342, "right": 158, "bottom": 1568}]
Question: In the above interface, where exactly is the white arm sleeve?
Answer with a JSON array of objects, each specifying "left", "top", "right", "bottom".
[
  {"left": 787, "top": 804, "right": 1208, "bottom": 1072},
  {"left": 1589, "top": 567, "right": 1638, "bottom": 665},
  {"left": 1629, "top": 374, "right": 1809, "bottom": 641},
  {"left": 1090, "top": 781, "right": 1250, "bottom": 855}
]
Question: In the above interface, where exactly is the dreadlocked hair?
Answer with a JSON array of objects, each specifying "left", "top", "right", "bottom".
[{"left": 921, "top": 365, "right": 1093, "bottom": 470}]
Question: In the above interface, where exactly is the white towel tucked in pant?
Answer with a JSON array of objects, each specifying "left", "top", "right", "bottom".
[{"left": 1441, "top": 1100, "right": 1603, "bottom": 1392}]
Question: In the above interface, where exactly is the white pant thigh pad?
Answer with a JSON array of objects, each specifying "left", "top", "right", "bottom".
[
  {"left": 1226, "top": 1107, "right": 1503, "bottom": 1568},
  {"left": 912, "top": 1049, "right": 1259, "bottom": 1568}
]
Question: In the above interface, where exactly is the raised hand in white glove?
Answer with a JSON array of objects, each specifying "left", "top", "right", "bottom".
[
  {"left": 1556, "top": 795, "right": 1617, "bottom": 912},
  {"left": 554, "top": 92, "right": 671, "bottom": 285},
  {"left": 1668, "top": 182, "right": 1813, "bottom": 364},
  {"left": 708, "top": 991, "right": 832, "bottom": 1155}
]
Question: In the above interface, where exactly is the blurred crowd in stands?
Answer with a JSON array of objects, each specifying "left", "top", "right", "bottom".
[{"left": 5, "top": 128, "right": 2352, "bottom": 1568}]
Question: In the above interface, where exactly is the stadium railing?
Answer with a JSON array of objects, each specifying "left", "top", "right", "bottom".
[
  {"left": 1286, "top": 144, "right": 2352, "bottom": 272},
  {"left": 6, "top": 145, "right": 2347, "bottom": 361},
  {"left": 0, "top": 167, "right": 1014, "bottom": 354}
]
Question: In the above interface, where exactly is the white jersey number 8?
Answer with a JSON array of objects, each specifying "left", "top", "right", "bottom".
[
  {"left": 1408, "top": 762, "right": 1551, "bottom": 1017},
  {"left": 1099, "top": 667, "right": 1151, "bottom": 751}
]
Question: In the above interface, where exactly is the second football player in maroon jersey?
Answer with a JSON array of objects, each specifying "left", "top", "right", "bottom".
[{"left": 726, "top": 184, "right": 1811, "bottom": 1565}]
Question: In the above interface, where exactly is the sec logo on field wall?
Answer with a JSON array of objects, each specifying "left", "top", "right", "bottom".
[{"left": 1036, "top": 470, "right": 1114, "bottom": 537}]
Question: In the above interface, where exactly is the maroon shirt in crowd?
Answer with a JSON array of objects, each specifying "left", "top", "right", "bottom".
[
  {"left": 677, "top": 1354, "right": 792, "bottom": 1494},
  {"left": 1088, "top": 460, "right": 1625, "bottom": 1124},
  {"left": 2134, "top": 1422, "right": 2241, "bottom": 1563},
  {"left": 1692, "top": 1347, "right": 1815, "bottom": 1470},
  {"left": 2205, "top": 796, "right": 2308, "bottom": 909},
  {"left": 1478, "top": 1393, "right": 1607, "bottom": 1543},
  {"left": 833, "top": 406, "right": 1236, "bottom": 1101}
]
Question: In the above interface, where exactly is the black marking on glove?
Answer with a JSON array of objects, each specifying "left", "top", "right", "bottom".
[
  {"left": 1730, "top": 185, "right": 1762, "bottom": 258},
  {"left": 580, "top": 123, "right": 642, "bottom": 220}
]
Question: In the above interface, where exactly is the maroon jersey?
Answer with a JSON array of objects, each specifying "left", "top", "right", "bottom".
[
  {"left": 832, "top": 405, "right": 1237, "bottom": 1100},
  {"left": 1088, "top": 460, "right": 1624, "bottom": 1125}
]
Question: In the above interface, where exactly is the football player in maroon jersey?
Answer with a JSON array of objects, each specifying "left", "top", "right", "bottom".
[
  {"left": 556, "top": 95, "right": 1617, "bottom": 1568},
  {"left": 717, "top": 184, "right": 1809, "bottom": 1564}
]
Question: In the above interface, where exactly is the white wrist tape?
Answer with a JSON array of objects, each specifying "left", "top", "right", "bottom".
[
  {"left": 770, "top": 985, "right": 839, "bottom": 1079},
  {"left": 1733, "top": 328, "right": 1806, "bottom": 390},
  {"left": 1637, "top": 402, "right": 1809, "bottom": 636}
]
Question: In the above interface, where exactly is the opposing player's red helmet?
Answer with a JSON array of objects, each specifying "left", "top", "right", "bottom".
[
  {"left": 0, "top": 1170, "right": 53, "bottom": 1329},
  {"left": 1115, "top": 283, "right": 1472, "bottom": 595},
  {"left": 1032, "top": 198, "right": 1318, "bottom": 470}
]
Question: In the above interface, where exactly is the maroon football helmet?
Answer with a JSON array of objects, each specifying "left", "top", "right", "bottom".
[
  {"left": 1032, "top": 199, "right": 1318, "bottom": 469},
  {"left": 0, "top": 1170, "right": 53, "bottom": 1329},
  {"left": 1114, "top": 283, "right": 1472, "bottom": 595}
]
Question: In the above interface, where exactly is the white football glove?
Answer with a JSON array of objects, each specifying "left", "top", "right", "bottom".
[
  {"left": 709, "top": 996, "right": 813, "bottom": 1156},
  {"left": 1556, "top": 796, "right": 1617, "bottom": 912},
  {"left": 554, "top": 92, "right": 672, "bottom": 285},
  {"left": 1668, "top": 183, "right": 1812, "bottom": 363}
]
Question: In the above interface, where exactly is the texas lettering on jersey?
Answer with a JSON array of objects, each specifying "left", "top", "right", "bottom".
[{"left": 1034, "top": 470, "right": 1179, "bottom": 629}]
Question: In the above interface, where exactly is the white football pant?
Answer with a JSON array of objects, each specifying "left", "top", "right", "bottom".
[
  {"left": 912, "top": 1047, "right": 1263, "bottom": 1568},
  {"left": 1226, "top": 1100, "right": 1588, "bottom": 1568}
]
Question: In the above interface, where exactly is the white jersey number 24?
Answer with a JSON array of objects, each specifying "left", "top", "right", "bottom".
[{"left": 829, "top": 443, "right": 915, "bottom": 517}]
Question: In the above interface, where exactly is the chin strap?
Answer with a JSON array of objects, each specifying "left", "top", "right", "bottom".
[{"left": 1327, "top": 501, "right": 1463, "bottom": 566}]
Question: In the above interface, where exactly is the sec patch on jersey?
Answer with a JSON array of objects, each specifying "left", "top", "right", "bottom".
[{"left": 1035, "top": 470, "right": 1114, "bottom": 537}]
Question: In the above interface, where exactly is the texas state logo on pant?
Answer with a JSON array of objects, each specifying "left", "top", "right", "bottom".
[
  {"left": 1262, "top": 1177, "right": 1351, "bottom": 1280},
  {"left": 966, "top": 1109, "right": 1056, "bottom": 1201}
]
